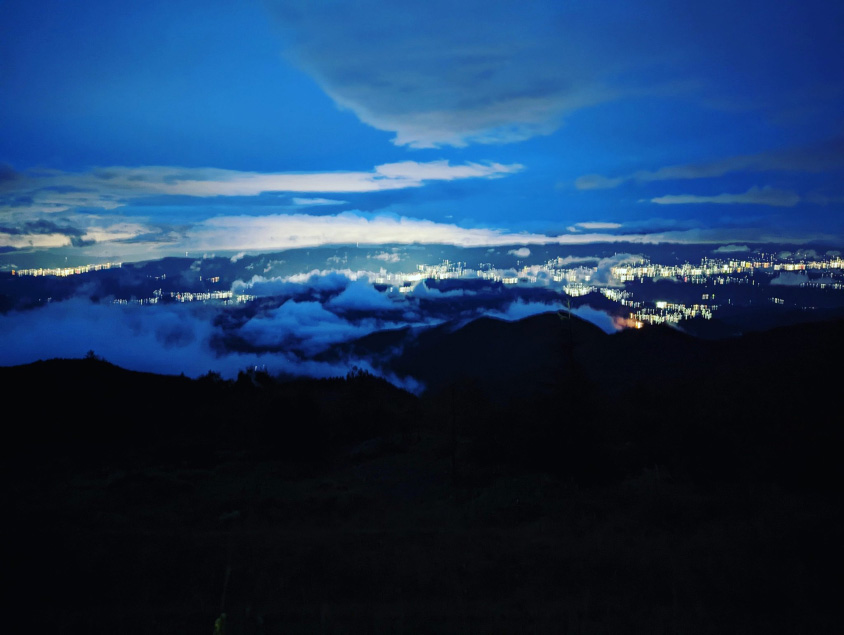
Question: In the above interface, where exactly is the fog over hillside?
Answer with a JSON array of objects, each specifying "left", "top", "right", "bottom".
[{"left": 2, "top": 242, "right": 844, "bottom": 391}]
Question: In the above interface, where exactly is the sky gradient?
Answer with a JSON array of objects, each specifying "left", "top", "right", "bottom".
[{"left": 3, "top": 0, "right": 844, "bottom": 264}]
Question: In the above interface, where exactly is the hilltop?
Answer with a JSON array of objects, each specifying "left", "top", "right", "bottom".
[{"left": 2, "top": 314, "right": 842, "bottom": 633}]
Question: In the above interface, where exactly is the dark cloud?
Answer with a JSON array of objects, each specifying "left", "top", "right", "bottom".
[
  {"left": 272, "top": 0, "right": 844, "bottom": 148},
  {"left": 0, "top": 219, "right": 96, "bottom": 249},
  {"left": 0, "top": 163, "right": 18, "bottom": 183},
  {"left": 9, "top": 196, "right": 34, "bottom": 207},
  {"left": 117, "top": 226, "right": 186, "bottom": 245},
  {"left": 1, "top": 219, "right": 83, "bottom": 238},
  {"left": 271, "top": 0, "right": 624, "bottom": 147},
  {"left": 577, "top": 136, "right": 844, "bottom": 190}
]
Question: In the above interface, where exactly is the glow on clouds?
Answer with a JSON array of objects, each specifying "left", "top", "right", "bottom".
[
  {"left": 189, "top": 213, "right": 556, "bottom": 251},
  {"left": 0, "top": 160, "right": 522, "bottom": 253},
  {"left": 4, "top": 160, "right": 522, "bottom": 204}
]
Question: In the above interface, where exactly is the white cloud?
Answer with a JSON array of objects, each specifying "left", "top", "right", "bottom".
[
  {"left": 1, "top": 161, "right": 523, "bottom": 217},
  {"left": 592, "top": 253, "right": 644, "bottom": 287},
  {"left": 79, "top": 223, "right": 149, "bottom": 243},
  {"left": 61, "top": 218, "right": 844, "bottom": 259},
  {"left": 326, "top": 280, "right": 397, "bottom": 312},
  {"left": 371, "top": 251, "right": 401, "bottom": 263},
  {"left": 568, "top": 222, "right": 623, "bottom": 231},
  {"left": 770, "top": 272, "right": 808, "bottom": 286},
  {"left": 0, "top": 161, "right": 522, "bottom": 252},
  {"left": 117, "top": 215, "right": 843, "bottom": 257},
  {"left": 0, "top": 232, "right": 73, "bottom": 249},
  {"left": 0, "top": 298, "right": 356, "bottom": 379},
  {"left": 485, "top": 300, "right": 619, "bottom": 334},
  {"left": 373, "top": 160, "right": 521, "bottom": 182},
  {"left": 411, "top": 280, "right": 467, "bottom": 299},
  {"left": 712, "top": 244, "right": 750, "bottom": 253},
  {"left": 486, "top": 299, "right": 563, "bottom": 321},
  {"left": 187, "top": 212, "right": 555, "bottom": 251},
  {"left": 508, "top": 247, "right": 530, "bottom": 258},
  {"left": 568, "top": 305, "right": 621, "bottom": 334},
  {"left": 291, "top": 197, "right": 347, "bottom": 206},
  {"left": 232, "top": 270, "right": 371, "bottom": 297},
  {"left": 239, "top": 300, "right": 370, "bottom": 352}
]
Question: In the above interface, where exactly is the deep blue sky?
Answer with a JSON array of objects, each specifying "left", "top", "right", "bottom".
[{"left": 2, "top": 0, "right": 844, "bottom": 263}]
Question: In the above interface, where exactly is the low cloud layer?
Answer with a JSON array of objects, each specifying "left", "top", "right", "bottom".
[
  {"left": 187, "top": 212, "right": 559, "bottom": 251},
  {"left": 770, "top": 272, "right": 808, "bottom": 286},
  {"left": 592, "top": 253, "right": 644, "bottom": 286},
  {"left": 0, "top": 294, "right": 426, "bottom": 392},
  {"left": 175, "top": 216, "right": 844, "bottom": 254},
  {"left": 0, "top": 267, "right": 632, "bottom": 391},
  {"left": 0, "top": 298, "right": 352, "bottom": 379}
]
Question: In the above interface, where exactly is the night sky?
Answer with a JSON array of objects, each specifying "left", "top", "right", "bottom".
[{"left": 2, "top": 0, "right": 844, "bottom": 263}]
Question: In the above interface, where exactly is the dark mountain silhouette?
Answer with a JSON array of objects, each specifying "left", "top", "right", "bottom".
[{"left": 2, "top": 315, "right": 842, "bottom": 633}]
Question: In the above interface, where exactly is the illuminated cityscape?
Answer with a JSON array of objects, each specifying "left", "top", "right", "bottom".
[
  {"left": 5, "top": 250, "right": 844, "bottom": 330},
  {"left": 12, "top": 262, "right": 123, "bottom": 277},
  {"left": 111, "top": 290, "right": 255, "bottom": 306},
  {"left": 366, "top": 251, "right": 844, "bottom": 326}
]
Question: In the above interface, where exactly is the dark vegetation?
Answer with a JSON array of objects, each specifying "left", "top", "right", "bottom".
[{"left": 2, "top": 314, "right": 842, "bottom": 633}]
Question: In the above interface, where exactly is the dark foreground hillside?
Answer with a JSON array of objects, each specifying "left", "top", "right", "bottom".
[{"left": 2, "top": 316, "right": 842, "bottom": 634}]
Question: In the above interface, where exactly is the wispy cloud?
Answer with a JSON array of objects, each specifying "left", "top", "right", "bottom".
[
  {"left": 291, "top": 197, "right": 347, "bottom": 206},
  {"left": 805, "top": 191, "right": 844, "bottom": 206},
  {"left": 0, "top": 161, "right": 523, "bottom": 251},
  {"left": 650, "top": 186, "right": 800, "bottom": 208},
  {"left": 576, "top": 136, "right": 844, "bottom": 190},
  {"left": 1, "top": 161, "right": 523, "bottom": 210},
  {"left": 567, "top": 222, "right": 623, "bottom": 232},
  {"left": 6, "top": 209, "right": 836, "bottom": 257}
]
